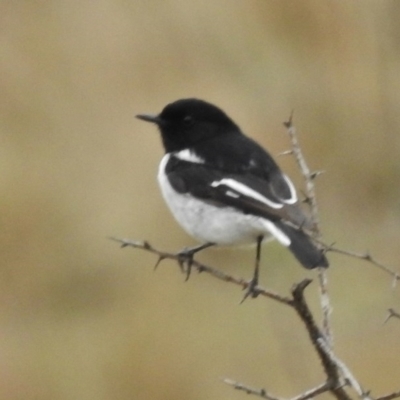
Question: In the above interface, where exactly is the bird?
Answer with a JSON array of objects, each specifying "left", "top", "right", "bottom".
[{"left": 136, "top": 98, "right": 328, "bottom": 297}]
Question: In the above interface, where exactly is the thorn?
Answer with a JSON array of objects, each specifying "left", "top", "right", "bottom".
[
  {"left": 309, "top": 170, "right": 325, "bottom": 180},
  {"left": 325, "top": 241, "right": 336, "bottom": 252},
  {"left": 321, "top": 246, "right": 329, "bottom": 256},
  {"left": 184, "top": 260, "right": 193, "bottom": 282},
  {"left": 283, "top": 110, "right": 294, "bottom": 128},
  {"left": 362, "top": 390, "right": 371, "bottom": 399},
  {"left": 153, "top": 255, "right": 166, "bottom": 270},
  {"left": 278, "top": 150, "right": 293, "bottom": 157},
  {"left": 299, "top": 190, "right": 312, "bottom": 205},
  {"left": 363, "top": 251, "right": 372, "bottom": 261},
  {"left": 383, "top": 313, "right": 392, "bottom": 325},
  {"left": 197, "top": 265, "right": 206, "bottom": 273},
  {"left": 392, "top": 274, "right": 399, "bottom": 289},
  {"left": 383, "top": 308, "right": 398, "bottom": 324},
  {"left": 343, "top": 377, "right": 351, "bottom": 386}
]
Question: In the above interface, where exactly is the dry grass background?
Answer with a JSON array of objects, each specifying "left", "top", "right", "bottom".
[{"left": 0, "top": 1, "right": 399, "bottom": 399}]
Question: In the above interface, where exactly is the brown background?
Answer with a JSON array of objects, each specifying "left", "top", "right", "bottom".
[{"left": 0, "top": 1, "right": 399, "bottom": 399}]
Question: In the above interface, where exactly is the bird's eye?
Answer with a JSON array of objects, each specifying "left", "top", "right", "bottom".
[{"left": 183, "top": 115, "right": 194, "bottom": 127}]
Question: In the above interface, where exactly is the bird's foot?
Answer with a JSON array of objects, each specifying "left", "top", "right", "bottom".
[
  {"left": 176, "top": 243, "right": 214, "bottom": 281},
  {"left": 240, "top": 275, "right": 260, "bottom": 303},
  {"left": 177, "top": 248, "right": 196, "bottom": 281}
]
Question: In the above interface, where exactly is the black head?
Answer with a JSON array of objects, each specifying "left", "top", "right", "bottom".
[{"left": 136, "top": 98, "right": 241, "bottom": 152}]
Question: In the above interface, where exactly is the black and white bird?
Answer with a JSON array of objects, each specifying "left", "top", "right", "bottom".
[{"left": 136, "top": 99, "right": 328, "bottom": 292}]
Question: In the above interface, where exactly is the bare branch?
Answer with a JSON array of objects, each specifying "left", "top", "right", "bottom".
[
  {"left": 322, "top": 243, "right": 400, "bottom": 285},
  {"left": 112, "top": 237, "right": 400, "bottom": 400},
  {"left": 110, "top": 237, "right": 293, "bottom": 306},
  {"left": 289, "top": 382, "right": 332, "bottom": 400},
  {"left": 316, "top": 338, "right": 369, "bottom": 400},
  {"left": 278, "top": 149, "right": 294, "bottom": 156},
  {"left": 376, "top": 390, "right": 400, "bottom": 400},
  {"left": 283, "top": 115, "right": 333, "bottom": 348},
  {"left": 223, "top": 379, "right": 331, "bottom": 400},
  {"left": 223, "top": 379, "right": 284, "bottom": 400},
  {"left": 283, "top": 113, "right": 320, "bottom": 231},
  {"left": 290, "top": 281, "right": 351, "bottom": 400},
  {"left": 317, "top": 268, "right": 332, "bottom": 343}
]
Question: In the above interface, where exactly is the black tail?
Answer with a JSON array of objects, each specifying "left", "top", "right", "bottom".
[{"left": 276, "top": 222, "right": 329, "bottom": 269}]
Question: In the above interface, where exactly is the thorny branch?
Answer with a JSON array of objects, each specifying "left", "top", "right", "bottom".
[
  {"left": 112, "top": 237, "right": 400, "bottom": 400},
  {"left": 322, "top": 244, "right": 400, "bottom": 287},
  {"left": 283, "top": 113, "right": 321, "bottom": 232},
  {"left": 283, "top": 114, "right": 333, "bottom": 348},
  {"left": 110, "top": 237, "right": 292, "bottom": 306},
  {"left": 223, "top": 379, "right": 330, "bottom": 400},
  {"left": 223, "top": 378, "right": 287, "bottom": 400},
  {"left": 281, "top": 116, "right": 399, "bottom": 400}
]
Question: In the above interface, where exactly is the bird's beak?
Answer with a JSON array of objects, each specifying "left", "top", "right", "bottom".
[{"left": 136, "top": 113, "right": 163, "bottom": 125}]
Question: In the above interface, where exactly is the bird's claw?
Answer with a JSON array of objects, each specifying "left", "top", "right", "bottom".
[
  {"left": 177, "top": 248, "right": 196, "bottom": 281},
  {"left": 240, "top": 277, "right": 260, "bottom": 303}
]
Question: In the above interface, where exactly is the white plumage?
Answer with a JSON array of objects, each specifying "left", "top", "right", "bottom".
[{"left": 158, "top": 153, "right": 291, "bottom": 246}]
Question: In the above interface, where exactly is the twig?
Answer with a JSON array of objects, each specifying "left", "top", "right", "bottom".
[
  {"left": 283, "top": 114, "right": 333, "bottom": 348},
  {"left": 323, "top": 244, "right": 400, "bottom": 286},
  {"left": 290, "top": 281, "right": 351, "bottom": 400},
  {"left": 283, "top": 113, "right": 320, "bottom": 231},
  {"left": 289, "top": 382, "right": 332, "bottom": 400},
  {"left": 376, "top": 390, "right": 400, "bottom": 400},
  {"left": 316, "top": 339, "right": 369, "bottom": 400},
  {"left": 292, "top": 281, "right": 395, "bottom": 400},
  {"left": 223, "top": 379, "right": 331, "bottom": 400},
  {"left": 110, "top": 237, "right": 292, "bottom": 306},
  {"left": 223, "top": 379, "right": 283, "bottom": 400}
]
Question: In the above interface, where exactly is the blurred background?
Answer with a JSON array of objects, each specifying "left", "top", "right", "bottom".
[{"left": 1, "top": 1, "right": 399, "bottom": 399}]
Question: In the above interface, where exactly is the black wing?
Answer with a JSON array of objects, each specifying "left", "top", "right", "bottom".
[{"left": 165, "top": 150, "right": 311, "bottom": 230}]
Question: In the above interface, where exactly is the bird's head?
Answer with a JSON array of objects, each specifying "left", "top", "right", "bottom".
[{"left": 136, "top": 98, "right": 240, "bottom": 152}]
